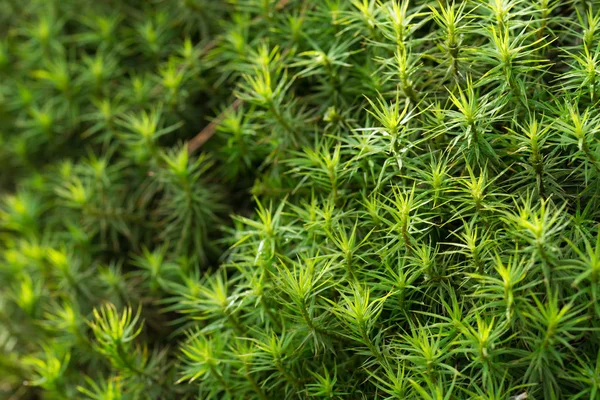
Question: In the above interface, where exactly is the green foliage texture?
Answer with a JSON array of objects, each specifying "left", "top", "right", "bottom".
[{"left": 1, "top": 0, "right": 600, "bottom": 399}]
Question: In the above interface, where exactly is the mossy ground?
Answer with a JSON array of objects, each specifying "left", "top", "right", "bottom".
[{"left": 1, "top": 1, "right": 600, "bottom": 399}]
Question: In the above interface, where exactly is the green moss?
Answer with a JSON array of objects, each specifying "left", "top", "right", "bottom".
[{"left": 1, "top": 0, "right": 600, "bottom": 399}]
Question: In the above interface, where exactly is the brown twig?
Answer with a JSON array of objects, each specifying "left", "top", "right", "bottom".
[
  {"left": 188, "top": 99, "right": 243, "bottom": 154},
  {"left": 186, "top": 0, "right": 292, "bottom": 154}
]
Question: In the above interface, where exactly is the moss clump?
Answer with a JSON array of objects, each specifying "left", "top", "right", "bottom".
[{"left": 1, "top": 0, "right": 600, "bottom": 399}]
